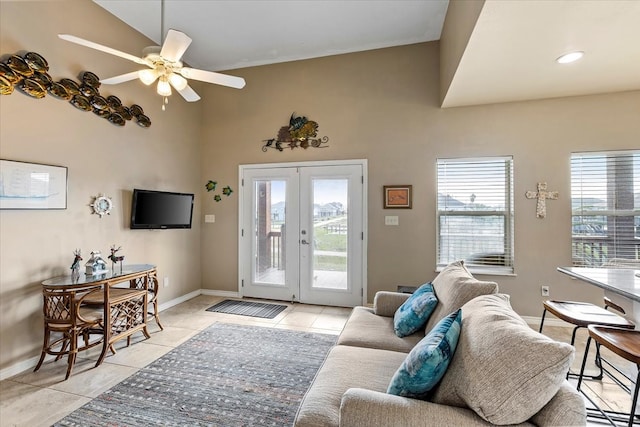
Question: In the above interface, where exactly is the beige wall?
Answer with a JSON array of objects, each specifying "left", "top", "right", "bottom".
[
  {"left": 2, "top": 0, "right": 640, "bottom": 377},
  {"left": 0, "top": 1, "right": 202, "bottom": 373},
  {"left": 440, "top": 0, "right": 485, "bottom": 104},
  {"left": 199, "top": 42, "right": 640, "bottom": 317}
]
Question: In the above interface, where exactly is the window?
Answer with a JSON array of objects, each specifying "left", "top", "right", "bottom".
[
  {"left": 436, "top": 157, "right": 514, "bottom": 274},
  {"left": 571, "top": 151, "right": 639, "bottom": 267}
]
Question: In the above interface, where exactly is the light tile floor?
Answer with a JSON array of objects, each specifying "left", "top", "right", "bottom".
[{"left": 0, "top": 295, "right": 636, "bottom": 427}]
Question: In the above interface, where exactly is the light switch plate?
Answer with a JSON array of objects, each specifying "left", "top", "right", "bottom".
[
  {"left": 205, "top": 214, "right": 215, "bottom": 223},
  {"left": 385, "top": 216, "right": 399, "bottom": 226}
]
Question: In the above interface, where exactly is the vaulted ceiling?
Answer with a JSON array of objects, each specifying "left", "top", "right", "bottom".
[{"left": 95, "top": 0, "right": 640, "bottom": 108}]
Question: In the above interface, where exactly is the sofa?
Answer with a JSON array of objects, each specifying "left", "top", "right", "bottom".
[{"left": 294, "top": 261, "right": 587, "bottom": 426}]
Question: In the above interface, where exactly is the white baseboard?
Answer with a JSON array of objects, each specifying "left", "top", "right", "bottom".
[
  {"left": 157, "top": 289, "right": 202, "bottom": 312},
  {"left": 0, "top": 355, "right": 41, "bottom": 382},
  {"left": 200, "top": 289, "right": 240, "bottom": 298}
]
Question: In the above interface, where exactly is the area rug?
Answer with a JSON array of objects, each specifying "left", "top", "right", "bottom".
[
  {"left": 206, "top": 299, "right": 288, "bottom": 319},
  {"left": 54, "top": 322, "right": 336, "bottom": 426}
]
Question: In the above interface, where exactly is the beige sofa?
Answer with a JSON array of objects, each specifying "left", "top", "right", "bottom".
[{"left": 294, "top": 262, "right": 586, "bottom": 426}]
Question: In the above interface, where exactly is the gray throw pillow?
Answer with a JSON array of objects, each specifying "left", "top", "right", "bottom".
[
  {"left": 423, "top": 260, "right": 498, "bottom": 332},
  {"left": 431, "top": 294, "right": 575, "bottom": 425}
]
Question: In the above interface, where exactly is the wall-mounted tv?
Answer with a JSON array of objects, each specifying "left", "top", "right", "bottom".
[{"left": 130, "top": 189, "right": 194, "bottom": 229}]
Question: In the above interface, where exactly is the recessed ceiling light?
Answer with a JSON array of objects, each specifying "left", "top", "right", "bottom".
[{"left": 556, "top": 51, "right": 584, "bottom": 64}]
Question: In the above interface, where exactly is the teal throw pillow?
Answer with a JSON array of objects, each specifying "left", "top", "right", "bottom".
[
  {"left": 393, "top": 283, "right": 438, "bottom": 337},
  {"left": 387, "top": 309, "right": 462, "bottom": 399}
]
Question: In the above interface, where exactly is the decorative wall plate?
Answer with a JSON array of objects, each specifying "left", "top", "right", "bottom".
[
  {"left": 70, "top": 94, "right": 92, "bottom": 111},
  {"left": 129, "top": 104, "right": 144, "bottom": 117},
  {"left": 0, "top": 75, "right": 13, "bottom": 95},
  {"left": 31, "top": 72, "right": 52, "bottom": 90},
  {"left": 136, "top": 114, "right": 151, "bottom": 127},
  {"left": 79, "top": 84, "right": 98, "bottom": 98},
  {"left": 20, "top": 78, "right": 46, "bottom": 98},
  {"left": 93, "top": 109, "right": 110, "bottom": 118},
  {"left": 108, "top": 113, "right": 125, "bottom": 126},
  {"left": 48, "top": 82, "right": 71, "bottom": 100},
  {"left": 24, "top": 52, "right": 49, "bottom": 72},
  {"left": 90, "top": 194, "right": 113, "bottom": 217},
  {"left": 91, "top": 95, "right": 108, "bottom": 110},
  {"left": 7, "top": 55, "right": 33, "bottom": 77},
  {"left": 0, "top": 63, "right": 20, "bottom": 84},
  {"left": 106, "top": 95, "right": 121, "bottom": 109},
  {"left": 81, "top": 71, "right": 100, "bottom": 88},
  {"left": 59, "top": 78, "right": 80, "bottom": 95}
]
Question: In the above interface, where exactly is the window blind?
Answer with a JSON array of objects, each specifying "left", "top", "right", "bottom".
[
  {"left": 571, "top": 151, "right": 640, "bottom": 267},
  {"left": 436, "top": 157, "right": 514, "bottom": 274}
]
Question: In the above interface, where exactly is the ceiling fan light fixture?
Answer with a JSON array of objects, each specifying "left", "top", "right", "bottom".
[
  {"left": 157, "top": 76, "right": 172, "bottom": 96},
  {"left": 168, "top": 73, "right": 188, "bottom": 90},
  {"left": 556, "top": 51, "right": 584, "bottom": 64},
  {"left": 139, "top": 68, "right": 159, "bottom": 85}
]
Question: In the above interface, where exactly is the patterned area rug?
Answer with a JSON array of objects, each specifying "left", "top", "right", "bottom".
[
  {"left": 54, "top": 323, "right": 336, "bottom": 426},
  {"left": 206, "top": 299, "right": 288, "bottom": 319}
]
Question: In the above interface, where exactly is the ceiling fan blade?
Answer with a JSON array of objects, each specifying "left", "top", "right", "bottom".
[
  {"left": 58, "top": 34, "right": 147, "bottom": 65},
  {"left": 176, "top": 84, "right": 201, "bottom": 102},
  {"left": 179, "top": 68, "right": 246, "bottom": 89},
  {"left": 160, "top": 29, "right": 192, "bottom": 63},
  {"left": 100, "top": 71, "right": 141, "bottom": 85}
]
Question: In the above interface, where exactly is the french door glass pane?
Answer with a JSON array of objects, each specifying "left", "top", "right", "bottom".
[
  {"left": 254, "top": 180, "right": 286, "bottom": 285},
  {"left": 312, "top": 179, "right": 348, "bottom": 290}
]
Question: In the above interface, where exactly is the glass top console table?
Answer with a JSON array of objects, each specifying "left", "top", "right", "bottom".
[{"left": 42, "top": 264, "right": 156, "bottom": 367}]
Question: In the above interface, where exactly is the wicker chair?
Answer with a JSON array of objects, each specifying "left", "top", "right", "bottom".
[
  {"left": 147, "top": 271, "right": 163, "bottom": 330},
  {"left": 34, "top": 284, "right": 105, "bottom": 380}
]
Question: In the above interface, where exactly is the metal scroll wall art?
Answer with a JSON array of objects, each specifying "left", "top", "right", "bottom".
[
  {"left": 262, "top": 113, "right": 329, "bottom": 151},
  {"left": 0, "top": 51, "right": 151, "bottom": 128}
]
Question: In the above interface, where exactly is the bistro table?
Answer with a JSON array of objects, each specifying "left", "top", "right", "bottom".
[
  {"left": 41, "top": 264, "right": 155, "bottom": 367},
  {"left": 557, "top": 266, "right": 640, "bottom": 326}
]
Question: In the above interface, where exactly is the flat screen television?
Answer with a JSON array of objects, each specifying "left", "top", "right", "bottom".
[{"left": 130, "top": 189, "right": 194, "bottom": 229}]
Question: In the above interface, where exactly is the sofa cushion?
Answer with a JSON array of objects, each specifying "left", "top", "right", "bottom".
[
  {"left": 294, "top": 345, "right": 408, "bottom": 427},
  {"left": 431, "top": 294, "right": 574, "bottom": 425},
  {"left": 424, "top": 260, "right": 498, "bottom": 332},
  {"left": 337, "top": 307, "right": 423, "bottom": 353},
  {"left": 393, "top": 283, "right": 438, "bottom": 337},
  {"left": 388, "top": 309, "right": 462, "bottom": 398}
]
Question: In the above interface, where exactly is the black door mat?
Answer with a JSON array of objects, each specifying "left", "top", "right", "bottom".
[{"left": 206, "top": 299, "right": 288, "bottom": 319}]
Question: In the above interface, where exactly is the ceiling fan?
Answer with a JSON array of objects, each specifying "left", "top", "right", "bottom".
[{"left": 58, "top": 29, "right": 245, "bottom": 107}]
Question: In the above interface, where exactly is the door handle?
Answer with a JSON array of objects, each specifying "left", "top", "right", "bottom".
[{"left": 301, "top": 239, "right": 310, "bottom": 245}]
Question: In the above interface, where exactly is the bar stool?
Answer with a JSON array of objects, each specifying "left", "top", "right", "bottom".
[
  {"left": 577, "top": 325, "right": 640, "bottom": 427},
  {"left": 539, "top": 300, "right": 635, "bottom": 379}
]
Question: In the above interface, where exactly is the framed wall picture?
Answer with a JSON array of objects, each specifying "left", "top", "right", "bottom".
[
  {"left": 0, "top": 159, "right": 68, "bottom": 209},
  {"left": 383, "top": 185, "right": 412, "bottom": 209}
]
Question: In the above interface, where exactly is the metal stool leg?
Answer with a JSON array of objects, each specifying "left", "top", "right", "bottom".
[
  {"left": 539, "top": 308, "right": 547, "bottom": 333},
  {"left": 629, "top": 368, "right": 639, "bottom": 427}
]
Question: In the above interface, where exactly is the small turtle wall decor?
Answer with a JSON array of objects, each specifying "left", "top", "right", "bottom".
[{"left": 205, "top": 180, "right": 233, "bottom": 202}]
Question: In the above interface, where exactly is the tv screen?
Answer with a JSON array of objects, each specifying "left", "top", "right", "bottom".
[{"left": 130, "top": 189, "right": 194, "bottom": 229}]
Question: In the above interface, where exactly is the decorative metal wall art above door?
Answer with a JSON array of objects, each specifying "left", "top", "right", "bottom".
[{"left": 262, "top": 113, "right": 329, "bottom": 151}]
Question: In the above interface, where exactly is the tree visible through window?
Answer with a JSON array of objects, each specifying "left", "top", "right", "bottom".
[
  {"left": 571, "top": 151, "right": 640, "bottom": 267},
  {"left": 436, "top": 157, "right": 514, "bottom": 274}
]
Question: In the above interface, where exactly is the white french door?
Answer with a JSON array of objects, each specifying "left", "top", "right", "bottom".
[{"left": 239, "top": 160, "right": 366, "bottom": 307}]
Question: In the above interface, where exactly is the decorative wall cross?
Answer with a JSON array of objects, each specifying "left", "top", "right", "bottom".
[{"left": 525, "top": 182, "right": 559, "bottom": 219}]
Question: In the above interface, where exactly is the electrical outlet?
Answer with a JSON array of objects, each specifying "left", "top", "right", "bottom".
[
  {"left": 163, "top": 277, "right": 170, "bottom": 288},
  {"left": 541, "top": 285, "right": 550, "bottom": 297}
]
